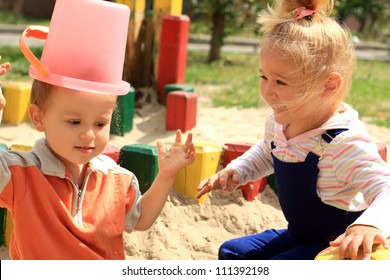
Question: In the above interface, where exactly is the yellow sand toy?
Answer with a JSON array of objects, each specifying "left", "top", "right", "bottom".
[{"left": 315, "top": 239, "right": 390, "bottom": 260}]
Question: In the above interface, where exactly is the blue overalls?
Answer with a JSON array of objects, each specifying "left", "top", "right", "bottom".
[{"left": 218, "top": 129, "right": 364, "bottom": 260}]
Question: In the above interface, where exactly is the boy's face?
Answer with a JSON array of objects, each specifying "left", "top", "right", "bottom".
[{"left": 31, "top": 86, "right": 117, "bottom": 168}]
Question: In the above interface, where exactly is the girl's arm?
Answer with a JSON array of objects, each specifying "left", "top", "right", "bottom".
[
  {"left": 196, "top": 139, "right": 273, "bottom": 198},
  {"left": 226, "top": 139, "right": 274, "bottom": 185},
  {"left": 196, "top": 114, "right": 275, "bottom": 198},
  {"left": 329, "top": 132, "right": 390, "bottom": 259}
]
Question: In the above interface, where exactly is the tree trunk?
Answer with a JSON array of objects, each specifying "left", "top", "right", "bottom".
[
  {"left": 123, "top": 17, "right": 158, "bottom": 108},
  {"left": 208, "top": 9, "right": 225, "bottom": 63},
  {"left": 15, "top": 0, "right": 55, "bottom": 18},
  {"left": 125, "top": 17, "right": 155, "bottom": 88}
]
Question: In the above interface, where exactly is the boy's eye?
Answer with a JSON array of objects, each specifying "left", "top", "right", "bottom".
[
  {"left": 95, "top": 122, "right": 107, "bottom": 128},
  {"left": 68, "top": 120, "right": 81, "bottom": 125}
]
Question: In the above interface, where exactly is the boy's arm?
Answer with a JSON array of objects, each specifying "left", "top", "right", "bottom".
[
  {"left": 0, "top": 89, "right": 3, "bottom": 124},
  {"left": 0, "top": 58, "right": 11, "bottom": 124},
  {"left": 134, "top": 173, "right": 175, "bottom": 231},
  {"left": 134, "top": 130, "right": 195, "bottom": 231}
]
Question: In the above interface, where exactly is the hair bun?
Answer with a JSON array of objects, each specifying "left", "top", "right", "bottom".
[{"left": 278, "top": 0, "right": 333, "bottom": 16}]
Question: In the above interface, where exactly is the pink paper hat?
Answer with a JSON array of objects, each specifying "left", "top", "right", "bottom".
[{"left": 20, "top": 0, "right": 130, "bottom": 95}]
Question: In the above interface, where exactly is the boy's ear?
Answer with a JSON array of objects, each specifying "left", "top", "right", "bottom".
[
  {"left": 324, "top": 72, "right": 342, "bottom": 94},
  {"left": 29, "top": 104, "right": 45, "bottom": 132}
]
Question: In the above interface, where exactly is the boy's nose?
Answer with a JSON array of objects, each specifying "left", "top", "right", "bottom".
[{"left": 80, "top": 129, "right": 95, "bottom": 141}]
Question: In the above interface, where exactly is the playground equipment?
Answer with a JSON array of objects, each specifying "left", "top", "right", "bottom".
[
  {"left": 1, "top": 82, "right": 31, "bottom": 125},
  {"left": 157, "top": 15, "right": 190, "bottom": 102},
  {"left": 166, "top": 90, "right": 197, "bottom": 132}
]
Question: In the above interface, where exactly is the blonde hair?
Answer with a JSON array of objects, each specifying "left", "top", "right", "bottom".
[
  {"left": 258, "top": 0, "right": 355, "bottom": 111},
  {"left": 30, "top": 79, "right": 54, "bottom": 110},
  {"left": 30, "top": 80, "right": 118, "bottom": 111}
]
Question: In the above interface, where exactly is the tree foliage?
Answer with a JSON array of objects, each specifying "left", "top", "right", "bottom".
[
  {"left": 335, "top": 0, "right": 390, "bottom": 37},
  {"left": 192, "top": 0, "right": 389, "bottom": 62},
  {"left": 191, "top": 0, "right": 266, "bottom": 62}
]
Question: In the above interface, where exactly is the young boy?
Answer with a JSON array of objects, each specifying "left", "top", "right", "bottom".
[
  {"left": 0, "top": 0, "right": 195, "bottom": 260},
  {"left": 0, "top": 79, "right": 194, "bottom": 260}
]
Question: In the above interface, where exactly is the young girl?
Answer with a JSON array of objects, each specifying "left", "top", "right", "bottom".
[{"left": 197, "top": 0, "right": 390, "bottom": 260}]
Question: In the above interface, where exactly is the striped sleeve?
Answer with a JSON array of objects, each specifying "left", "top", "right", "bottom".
[
  {"left": 325, "top": 131, "right": 390, "bottom": 236},
  {"left": 226, "top": 115, "right": 274, "bottom": 185}
]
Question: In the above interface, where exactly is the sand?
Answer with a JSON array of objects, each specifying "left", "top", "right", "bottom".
[{"left": 0, "top": 89, "right": 389, "bottom": 260}]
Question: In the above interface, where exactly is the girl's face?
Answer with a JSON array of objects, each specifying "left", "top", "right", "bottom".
[
  {"left": 259, "top": 48, "right": 324, "bottom": 137},
  {"left": 34, "top": 87, "right": 116, "bottom": 170}
]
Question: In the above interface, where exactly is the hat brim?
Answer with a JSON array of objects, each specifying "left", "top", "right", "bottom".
[{"left": 29, "top": 66, "right": 130, "bottom": 96}]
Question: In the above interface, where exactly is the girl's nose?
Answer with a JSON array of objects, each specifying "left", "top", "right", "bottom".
[{"left": 262, "top": 83, "right": 273, "bottom": 98}]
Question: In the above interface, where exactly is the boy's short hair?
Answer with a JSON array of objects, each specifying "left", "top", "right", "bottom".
[{"left": 30, "top": 79, "right": 53, "bottom": 109}]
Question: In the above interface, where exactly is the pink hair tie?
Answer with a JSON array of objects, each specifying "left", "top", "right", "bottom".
[{"left": 294, "top": 7, "right": 318, "bottom": 20}]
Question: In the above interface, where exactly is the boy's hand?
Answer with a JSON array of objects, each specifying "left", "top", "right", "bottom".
[
  {"left": 156, "top": 129, "right": 195, "bottom": 180},
  {"left": 0, "top": 56, "right": 11, "bottom": 80},
  {"left": 0, "top": 56, "right": 11, "bottom": 76},
  {"left": 134, "top": 130, "right": 194, "bottom": 231},
  {"left": 330, "top": 225, "right": 389, "bottom": 260}
]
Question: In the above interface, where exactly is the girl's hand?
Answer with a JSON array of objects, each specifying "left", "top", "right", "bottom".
[
  {"left": 196, "top": 168, "right": 240, "bottom": 199},
  {"left": 156, "top": 129, "right": 195, "bottom": 180},
  {"left": 330, "top": 225, "right": 389, "bottom": 260}
]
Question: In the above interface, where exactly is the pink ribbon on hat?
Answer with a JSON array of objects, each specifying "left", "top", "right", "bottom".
[{"left": 294, "top": 7, "right": 318, "bottom": 20}]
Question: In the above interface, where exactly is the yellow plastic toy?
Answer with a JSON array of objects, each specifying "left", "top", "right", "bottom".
[
  {"left": 2, "top": 82, "right": 32, "bottom": 125},
  {"left": 174, "top": 142, "right": 221, "bottom": 204}
]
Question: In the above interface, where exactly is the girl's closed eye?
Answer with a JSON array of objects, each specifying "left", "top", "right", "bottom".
[
  {"left": 276, "top": 79, "right": 287, "bottom": 86},
  {"left": 259, "top": 74, "right": 287, "bottom": 86},
  {"left": 259, "top": 75, "right": 268, "bottom": 80}
]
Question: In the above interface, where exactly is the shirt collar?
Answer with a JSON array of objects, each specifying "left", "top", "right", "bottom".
[
  {"left": 272, "top": 103, "right": 362, "bottom": 146},
  {"left": 32, "top": 138, "right": 110, "bottom": 177}
]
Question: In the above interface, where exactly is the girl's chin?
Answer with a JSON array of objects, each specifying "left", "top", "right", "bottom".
[{"left": 273, "top": 113, "right": 289, "bottom": 125}]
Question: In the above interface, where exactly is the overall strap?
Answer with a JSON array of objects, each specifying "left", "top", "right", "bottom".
[{"left": 322, "top": 129, "right": 348, "bottom": 143}]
